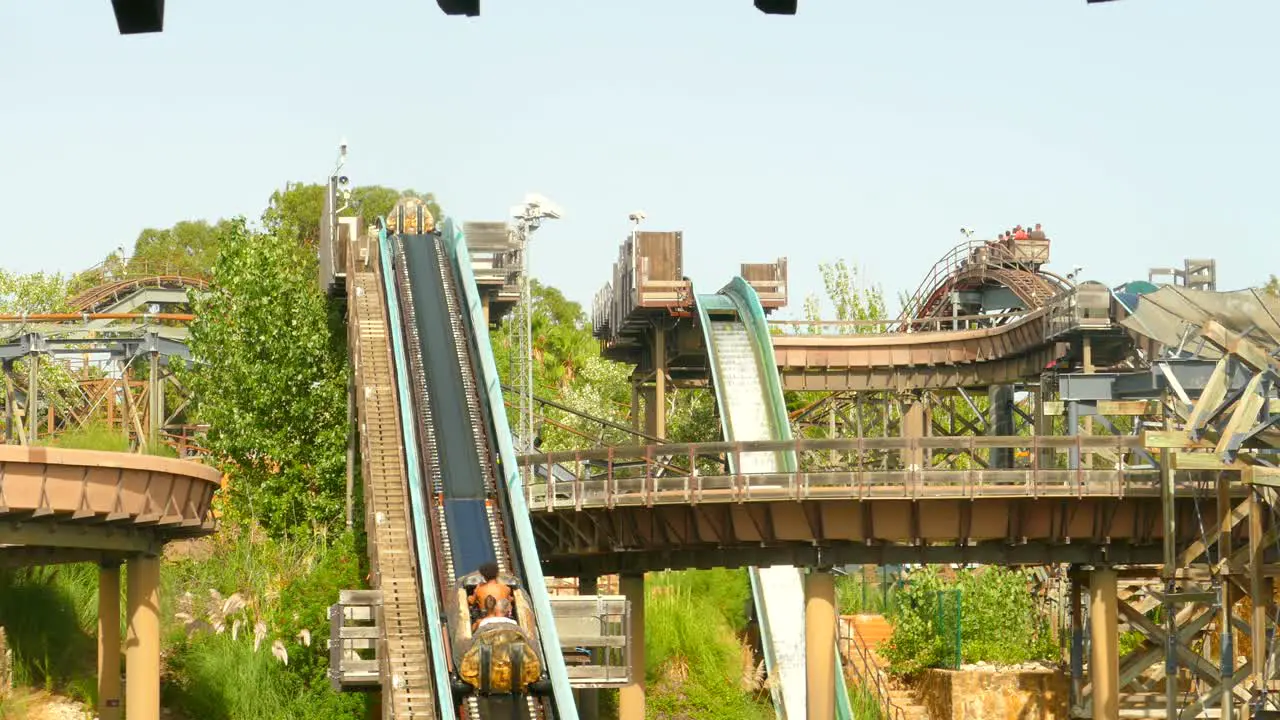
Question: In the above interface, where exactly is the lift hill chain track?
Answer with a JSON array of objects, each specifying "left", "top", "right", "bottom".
[{"left": 342, "top": 236, "right": 438, "bottom": 719}]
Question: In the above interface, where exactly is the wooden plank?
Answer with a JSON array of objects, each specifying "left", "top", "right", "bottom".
[
  {"left": 1244, "top": 465, "right": 1280, "bottom": 488},
  {"left": 1141, "top": 430, "right": 1216, "bottom": 450},
  {"left": 1172, "top": 452, "right": 1252, "bottom": 471}
]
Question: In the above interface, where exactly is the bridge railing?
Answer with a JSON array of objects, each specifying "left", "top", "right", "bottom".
[
  {"left": 768, "top": 310, "right": 1027, "bottom": 336},
  {"left": 518, "top": 435, "right": 1161, "bottom": 510}
]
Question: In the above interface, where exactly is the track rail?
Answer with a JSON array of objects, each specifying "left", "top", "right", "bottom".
[
  {"left": 346, "top": 236, "right": 439, "bottom": 720},
  {"left": 393, "top": 231, "right": 549, "bottom": 720}
]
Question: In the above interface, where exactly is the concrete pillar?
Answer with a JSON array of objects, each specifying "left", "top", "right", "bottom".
[
  {"left": 805, "top": 569, "right": 837, "bottom": 720},
  {"left": 988, "top": 385, "right": 1015, "bottom": 468},
  {"left": 126, "top": 554, "right": 161, "bottom": 720},
  {"left": 901, "top": 394, "right": 925, "bottom": 473},
  {"left": 1090, "top": 568, "right": 1119, "bottom": 720},
  {"left": 98, "top": 561, "right": 122, "bottom": 720},
  {"left": 645, "top": 327, "right": 667, "bottom": 439},
  {"left": 1034, "top": 378, "right": 1053, "bottom": 470},
  {"left": 481, "top": 294, "right": 491, "bottom": 326},
  {"left": 576, "top": 576, "right": 600, "bottom": 720},
  {"left": 619, "top": 573, "right": 645, "bottom": 720}
]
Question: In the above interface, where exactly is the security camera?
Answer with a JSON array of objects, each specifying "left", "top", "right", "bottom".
[
  {"left": 629, "top": 211, "right": 647, "bottom": 223},
  {"left": 337, "top": 175, "right": 349, "bottom": 186}
]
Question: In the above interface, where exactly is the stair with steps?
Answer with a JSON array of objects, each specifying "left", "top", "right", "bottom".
[
  {"left": 840, "top": 614, "right": 932, "bottom": 720},
  {"left": 347, "top": 239, "right": 437, "bottom": 720}
]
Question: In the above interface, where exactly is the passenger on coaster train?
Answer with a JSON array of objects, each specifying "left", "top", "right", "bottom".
[
  {"left": 454, "top": 563, "right": 548, "bottom": 697},
  {"left": 469, "top": 561, "right": 514, "bottom": 630}
]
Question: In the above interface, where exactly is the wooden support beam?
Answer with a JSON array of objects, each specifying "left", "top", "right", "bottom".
[
  {"left": 1200, "top": 320, "right": 1280, "bottom": 374},
  {"left": 1185, "top": 355, "right": 1232, "bottom": 437},
  {"left": 1244, "top": 465, "right": 1280, "bottom": 488}
]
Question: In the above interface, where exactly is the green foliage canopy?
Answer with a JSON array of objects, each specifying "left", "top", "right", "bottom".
[
  {"left": 263, "top": 182, "right": 443, "bottom": 248},
  {"left": 130, "top": 219, "right": 233, "bottom": 277},
  {"left": 880, "top": 566, "right": 1057, "bottom": 676},
  {"left": 0, "top": 269, "right": 72, "bottom": 314},
  {"left": 181, "top": 219, "right": 349, "bottom": 537}
]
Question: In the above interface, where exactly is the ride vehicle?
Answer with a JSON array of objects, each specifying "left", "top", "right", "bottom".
[{"left": 446, "top": 568, "right": 552, "bottom": 698}]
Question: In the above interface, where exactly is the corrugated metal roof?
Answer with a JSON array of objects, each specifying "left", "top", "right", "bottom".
[{"left": 1119, "top": 286, "right": 1280, "bottom": 359}]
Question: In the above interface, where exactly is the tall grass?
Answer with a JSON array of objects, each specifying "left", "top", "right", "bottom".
[
  {"left": 160, "top": 528, "right": 369, "bottom": 720},
  {"left": 847, "top": 680, "right": 886, "bottom": 720},
  {"left": 37, "top": 422, "right": 131, "bottom": 452},
  {"left": 0, "top": 565, "right": 98, "bottom": 691},
  {"left": 38, "top": 421, "right": 179, "bottom": 457},
  {"left": 645, "top": 569, "right": 772, "bottom": 720}
]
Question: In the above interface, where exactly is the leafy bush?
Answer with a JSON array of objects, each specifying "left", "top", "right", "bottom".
[
  {"left": 880, "top": 566, "right": 1058, "bottom": 676},
  {"left": 836, "top": 572, "right": 901, "bottom": 616}
]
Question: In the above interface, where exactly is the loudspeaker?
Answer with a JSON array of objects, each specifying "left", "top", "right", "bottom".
[
  {"left": 112, "top": 0, "right": 164, "bottom": 34},
  {"left": 437, "top": 0, "right": 480, "bottom": 16},
  {"left": 755, "top": 0, "right": 798, "bottom": 14}
]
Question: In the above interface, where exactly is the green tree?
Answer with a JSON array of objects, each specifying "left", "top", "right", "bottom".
[
  {"left": 0, "top": 270, "right": 81, "bottom": 432},
  {"left": 129, "top": 219, "right": 231, "bottom": 277},
  {"left": 263, "top": 182, "right": 443, "bottom": 248},
  {"left": 0, "top": 270, "right": 72, "bottom": 314},
  {"left": 180, "top": 219, "right": 348, "bottom": 537},
  {"left": 800, "top": 259, "right": 889, "bottom": 331},
  {"left": 1266, "top": 275, "right": 1279, "bottom": 297},
  {"left": 789, "top": 259, "right": 891, "bottom": 461}
]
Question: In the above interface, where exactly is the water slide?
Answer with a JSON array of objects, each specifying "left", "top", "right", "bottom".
[
  {"left": 695, "top": 277, "right": 852, "bottom": 720},
  {"left": 381, "top": 218, "right": 577, "bottom": 720}
]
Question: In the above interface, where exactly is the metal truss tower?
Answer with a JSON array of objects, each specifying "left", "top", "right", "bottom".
[{"left": 508, "top": 195, "right": 562, "bottom": 453}]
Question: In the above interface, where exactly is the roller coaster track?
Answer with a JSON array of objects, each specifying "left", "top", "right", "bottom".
[
  {"left": 68, "top": 271, "right": 208, "bottom": 313},
  {"left": 897, "top": 238, "right": 1067, "bottom": 329},
  {"left": 387, "top": 218, "right": 576, "bottom": 720},
  {"left": 345, "top": 235, "right": 439, "bottom": 720}
]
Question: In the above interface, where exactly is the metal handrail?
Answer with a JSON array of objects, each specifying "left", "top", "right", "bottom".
[
  {"left": 837, "top": 615, "right": 906, "bottom": 720},
  {"left": 520, "top": 433, "right": 1146, "bottom": 465},
  {"left": 897, "top": 238, "right": 1051, "bottom": 328}
]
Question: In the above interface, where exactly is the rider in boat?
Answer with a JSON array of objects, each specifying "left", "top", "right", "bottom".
[{"left": 470, "top": 561, "right": 513, "bottom": 630}]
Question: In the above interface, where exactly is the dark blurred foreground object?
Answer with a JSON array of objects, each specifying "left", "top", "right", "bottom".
[
  {"left": 437, "top": 0, "right": 480, "bottom": 15},
  {"left": 756, "top": 0, "right": 798, "bottom": 13},
  {"left": 112, "top": 0, "right": 163, "bottom": 34},
  {"left": 113, "top": 0, "right": 1127, "bottom": 34}
]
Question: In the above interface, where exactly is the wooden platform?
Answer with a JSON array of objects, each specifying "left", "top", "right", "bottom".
[{"left": 591, "top": 229, "right": 788, "bottom": 370}]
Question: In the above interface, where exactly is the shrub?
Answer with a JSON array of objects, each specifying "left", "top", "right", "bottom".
[{"left": 880, "top": 566, "right": 1058, "bottom": 676}]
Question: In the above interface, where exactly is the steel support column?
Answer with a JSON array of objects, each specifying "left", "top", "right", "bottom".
[
  {"left": 98, "top": 560, "right": 122, "bottom": 720},
  {"left": 805, "top": 569, "right": 837, "bottom": 720},
  {"left": 126, "top": 554, "right": 161, "bottom": 720},
  {"left": 989, "top": 384, "right": 1015, "bottom": 468},
  {"left": 619, "top": 573, "right": 645, "bottom": 720},
  {"left": 1091, "top": 567, "right": 1120, "bottom": 720}
]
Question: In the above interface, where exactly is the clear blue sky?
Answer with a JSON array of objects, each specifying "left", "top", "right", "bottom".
[{"left": 3, "top": 0, "right": 1275, "bottom": 318}]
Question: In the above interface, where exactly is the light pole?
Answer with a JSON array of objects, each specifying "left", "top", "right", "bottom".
[{"left": 509, "top": 194, "right": 563, "bottom": 453}]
